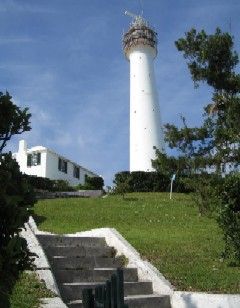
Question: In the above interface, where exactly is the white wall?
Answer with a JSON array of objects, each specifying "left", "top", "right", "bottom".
[
  {"left": 13, "top": 140, "right": 98, "bottom": 187},
  {"left": 14, "top": 147, "right": 47, "bottom": 178},
  {"left": 128, "top": 45, "right": 164, "bottom": 172},
  {"left": 44, "top": 150, "right": 98, "bottom": 186},
  {"left": 25, "top": 151, "right": 47, "bottom": 178},
  {"left": 45, "top": 151, "right": 83, "bottom": 186},
  {"left": 171, "top": 291, "right": 240, "bottom": 308}
]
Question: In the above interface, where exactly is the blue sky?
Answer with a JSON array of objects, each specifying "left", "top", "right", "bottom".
[{"left": 1, "top": 0, "right": 240, "bottom": 185}]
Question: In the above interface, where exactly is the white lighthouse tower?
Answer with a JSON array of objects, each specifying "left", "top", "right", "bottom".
[{"left": 123, "top": 12, "right": 164, "bottom": 172}]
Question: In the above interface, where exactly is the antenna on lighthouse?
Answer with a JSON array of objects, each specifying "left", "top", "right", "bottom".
[
  {"left": 229, "top": 17, "right": 232, "bottom": 34},
  {"left": 124, "top": 10, "right": 139, "bottom": 20},
  {"left": 124, "top": 10, "right": 147, "bottom": 26},
  {"left": 139, "top": 0, "right": 144, "bottom": 16}
]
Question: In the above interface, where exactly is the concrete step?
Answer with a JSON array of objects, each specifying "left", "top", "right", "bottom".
[
  {"left": 36, "top": 235, "right": 107, "bottom": 248},
  {"left": 125, "top": 294, "right": 171, "bottom": 308},
  {"left": 50, "top": 256, "right": 123, "bottom": 270},
  {"left": 45, "top": 245, "right": 115, "bottom": 258},
  {"left": 67, "top": 300, "right": 83, "bottom": 308},
  {"left": 54, "top": 268, "right": 138, "bottom": 283},
  {"left": 37, "top": 234, "right": 167, "bottom": 307},
  {"left": 67, "top": 294, "right": 171, "bottom": 308},
  {"left": 60, "top": 281, "right": 153, "bottom": 301}
]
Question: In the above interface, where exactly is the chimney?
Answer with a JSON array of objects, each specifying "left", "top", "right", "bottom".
[{"left": 18, "top": 140, "right": 27, "bottom": 153}]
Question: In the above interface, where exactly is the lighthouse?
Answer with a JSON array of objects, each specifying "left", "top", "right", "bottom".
[{"left": 123, "top": 12, "right": 164, "bottom": 172}]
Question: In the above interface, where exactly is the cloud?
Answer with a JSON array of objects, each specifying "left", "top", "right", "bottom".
[
  {"left": 0, "top": 0, "right": 58, "bottom": 13},
  {"left": 0, "top": 63, "right": 38, "bottom": 70},
  {"left": 0, "top": 37, "right": 34, "bottom": 44}
]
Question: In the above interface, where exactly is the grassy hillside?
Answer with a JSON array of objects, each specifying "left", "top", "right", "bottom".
[
  {"left": 34, "top": 193, "right": 240, "bottom": 293},
  {"left": 9, "top": 272, "right": 54, "bottom": 308}
]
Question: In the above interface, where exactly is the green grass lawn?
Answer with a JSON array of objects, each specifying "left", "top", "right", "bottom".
[
  {"left": 34, "top": 192, "right": 240, "bottom": 293},
  {"left": 9, "top": 271, "right": 54, "bottom": 308}
]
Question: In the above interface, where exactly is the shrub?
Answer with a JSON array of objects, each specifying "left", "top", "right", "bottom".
[
  {"left": 182, "top": 173, "right": 222, "bottom": 215},
  {"left": 113, "top": 171, "right": 190, "bottom": 193},
  {"left": 114, "top": 171, "right": 130, "bottom": 187},
  {"left": 84, "top": 176, "right": 104, "bottom": 190},
  {"left": 26, "top": 176, "right": 78, "bottom": 192},
  {"left": 130, "top": 171, "right": 159, "bottom": 192},
  {"left": 217, "top": 173, "right": 240, "bottom": 265},
  {"left": 75, "top": 183, "right": 86, "bottom": 190},
  {"left": 52, "top": 179, "right": 76, "bottom": 192},
  {"left": 26, "top": 175, "right": 104, "bottom": 192},
  {"left": 113, "top": 176, "right": 130, "bottom": 199},
  {"left": 26, "top": 175, "right": 54, "bottom": 191},
  {"left": 0, "top": 154, "right": 35, "bottom": 302}
]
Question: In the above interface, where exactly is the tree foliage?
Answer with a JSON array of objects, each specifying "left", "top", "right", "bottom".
[
  {"left": 175, "top": 28, "right": 240, "bottom": 92},
  {"left": 84, "top": 176, "right": 104, "bottom": 190},
  {"left": 217, "top": 174, "right": 240, "bottom": 265},
  {"left": 152, "top": 146, "right": 191, "bottom": 177},
  {"left": 153, "top": 28, "right": 240, "bottom": 263},
  {"left": 154, "top": 28, "right": 240, "bottom": 175},
  {"left": 0, "top": 92, "right": 35, "bottom": 304},
  {"left": 0, "top": 154, "right": 35, "bottom": 271},
  {"left": 172, "top": 28, "right": 240, "bottom": 173},
  {"left": 113, "top": 173, "right": 130, "bottom": 199},
  {"left": 0, "top": 92, "right": 31, "bottom": 153}
]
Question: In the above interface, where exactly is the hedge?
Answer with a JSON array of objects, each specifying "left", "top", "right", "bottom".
[
  {"left": 113, "top": 171, "right": 191, "bottom": 193},
  {"left": 26, "top": 175, "right": 104, "bottom": 191}
]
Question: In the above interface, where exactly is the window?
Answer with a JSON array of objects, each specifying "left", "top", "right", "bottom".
[
  {"left": 27, "top": 153, "right": 41, "bottom": 167},
  {"left": 27, "top": 154, "right": 32, "bottom": 167},
  {"left": 73, "top": 166, "right": 80, "bottom": 179},
  {"left": 58, "top": 158, "right": 67, "bottom": 173}
]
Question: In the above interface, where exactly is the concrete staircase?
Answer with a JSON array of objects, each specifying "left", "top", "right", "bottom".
[{"left": 37, "top": 234, "right": 171, "bottom": 308}]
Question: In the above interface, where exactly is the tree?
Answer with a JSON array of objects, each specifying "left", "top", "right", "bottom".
[
  {"left": 154, "top": 28, "right": 240, "bottom": 177},
  {"left": 152, "top": 147, "right": 189, "bottom": 177},
  {"left": 84, "top": 176, "right": 104, "bottom": 190},
  {"left": 153, "top": 28, "right": 240, "bottom": 263},
  {"left": 113, "top": 173, "right": 130, "bottom": 199},
  {"left": 172, "top": 28, "right": 240, "bottom": 172},
  {"left": 0, "top": 91, "right": 35, "bottom": 305},
  {"left": 113, "top": 179, "right": 130, "bottom": 199},
  {"left": 0, "top": 91, "right": 31, "bottom": 153}
]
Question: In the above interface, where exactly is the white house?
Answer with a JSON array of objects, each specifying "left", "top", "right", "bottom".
[{"left": 13, "top": 140, "right": 98, "bottom": 186}]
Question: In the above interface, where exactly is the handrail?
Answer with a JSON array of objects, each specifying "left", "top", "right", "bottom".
[{"left": 82, "top": 268, "right": 128, "bottom": 308}]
